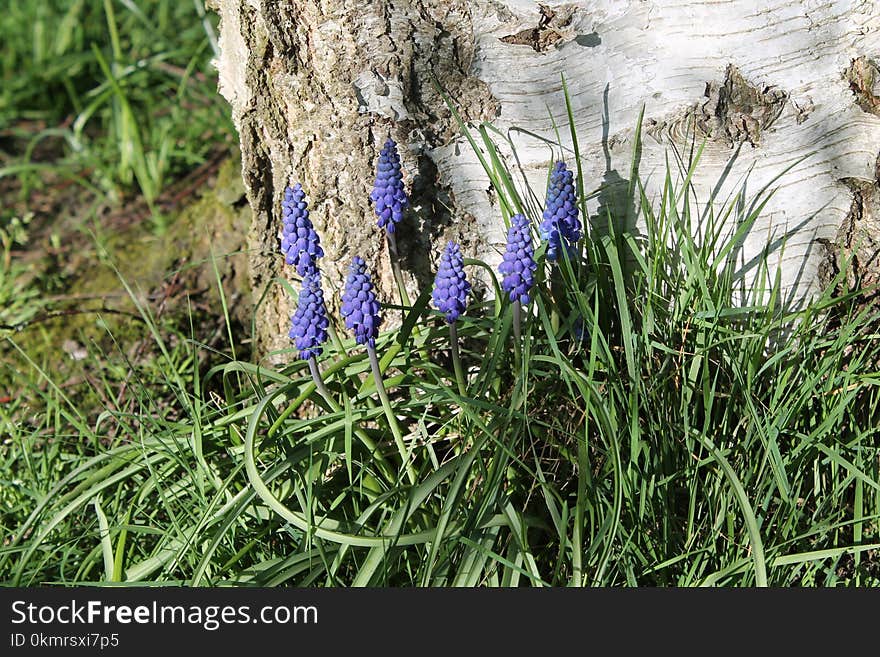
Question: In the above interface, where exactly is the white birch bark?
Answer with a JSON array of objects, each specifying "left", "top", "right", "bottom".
[{"left": 208, "top": 0, "right": 880, "bottom": 357}]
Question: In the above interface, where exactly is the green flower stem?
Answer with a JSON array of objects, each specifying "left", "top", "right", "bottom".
[
  {"left": 367, "top": 344, "right": 417, "bottom": 485},
  {"left": 386, "top": 231, "right": 426, "bottom": 358},
  {"left": 512, "top": 303, "right": 522, "bottom": 346},
  {"left": 549, "top": 264, "right": 562, "bottom": 334},
  {"left": 449, "top": 323, "right": 467, "bottom": 397},
  {"left": 306, "top": 355, "right": 393, "bottom": 481},
  {"left": 307, "top": 356, "right": 334, "bottom": 402},
  {"left": 386, "top": 231, "right": 412, "bottom": 308},
  {"left": 512, "top": 303, "right": 523, "bottom": 374}
]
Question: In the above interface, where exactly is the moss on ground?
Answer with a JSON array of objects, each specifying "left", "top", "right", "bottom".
[{"left": 0, "top": 154, "right": 252, "bottom": 417}]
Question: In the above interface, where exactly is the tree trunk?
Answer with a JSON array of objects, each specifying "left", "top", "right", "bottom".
[{"left": 208, "top": 0, "right": 880, "bottom": 358}]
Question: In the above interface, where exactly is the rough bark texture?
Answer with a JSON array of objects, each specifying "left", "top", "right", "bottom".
[{"left": 209, "top": 0, "right": 880, "bottom": 359}]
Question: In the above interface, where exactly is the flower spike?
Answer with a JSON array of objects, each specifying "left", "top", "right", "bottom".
[
  {"left": 340, "top": 256, "right": 382, "bottom": 348},
  {"left": 538, "top": 161, "right": 581, "bottom": 261},
  {"left": 370, "top": 139, "right": 408, "bottom": 234},
  {"left": 289, "top": 271, "right": 329, "bottom": 360},
  {"left": 281, "top": 183, "right": 324, "bottom": 276},
  {"left": 432, "top": 241, "right": 471, "bottom": 324},
  {"left": 499, "top": 214, "right": 537, "bottom": 305}
]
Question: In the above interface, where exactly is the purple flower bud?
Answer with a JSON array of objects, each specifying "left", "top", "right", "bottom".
[
  {"left": 281, "top": 183, "right": 324, "bottom": 276},
  {"left": 341, "top": 257, "right": 382, "bottom": 347},
  {"left": 499, "top": 213, "right": 537, "bottom": 305},
  {"left": 538, "top": 161, "right": 581, "bottom": 261},
  {"left": 432, "top": 242, "right": 470, "bottom": 324},
  {"left": 370, "top": 139, "right": 408, "bottom": 234},
  {"left": 289, "top": 271, "right": 329, "bottom": 360}
]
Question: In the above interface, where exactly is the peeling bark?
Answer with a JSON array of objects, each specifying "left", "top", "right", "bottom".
[
  {"left": 646, "top": 65, "right": 789, "bottom": 147},
  {"left": 499, "top": 4, "right": 577, "bottom": 52},
  {"left": 210, "top": 0, "right": 880, "bottom": 358},
  {"left": 846, "top": 56, "right": 880, "bottom": 117},
  {"left": 820, "top": 172, "right": 880, "bottom": 297}
]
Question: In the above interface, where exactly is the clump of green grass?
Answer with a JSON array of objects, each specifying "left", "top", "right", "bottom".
[
  {"left": 3, "top": 104, "right": 879, "bottom": 587},
  {"left": 0, "top": 0, "right": 231, "bottom": 210},
  {"left": 0, "top": 214, "right": 44, "bottom": 331},
  {"left": 0, "top": 0, "right": 237, "bottom": 428}
]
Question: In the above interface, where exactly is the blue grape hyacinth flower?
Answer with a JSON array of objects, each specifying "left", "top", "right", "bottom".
[
  {"left": 370, "top": 139, "right": 408, "bottom": 234},
  {"left": 339, "top": 255, "right": 413, "bottom": 482},
  {"left": 499, "top": 213, "right": 537, "bottom": 305},
  {"left": 289, "top": 271, "right": 329, "bottom": 360},
  {"left": 432, "top": 241, "right": 470, "bottom": 324},
  {"left": 538, "top": 161, "right": 581, "bottom": 261},
  {"left": 341, "top": 256, "right": 382, "bottom": 348},
  {"left": 281, "top": 183, "right": 324, "bottom": 276}
]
